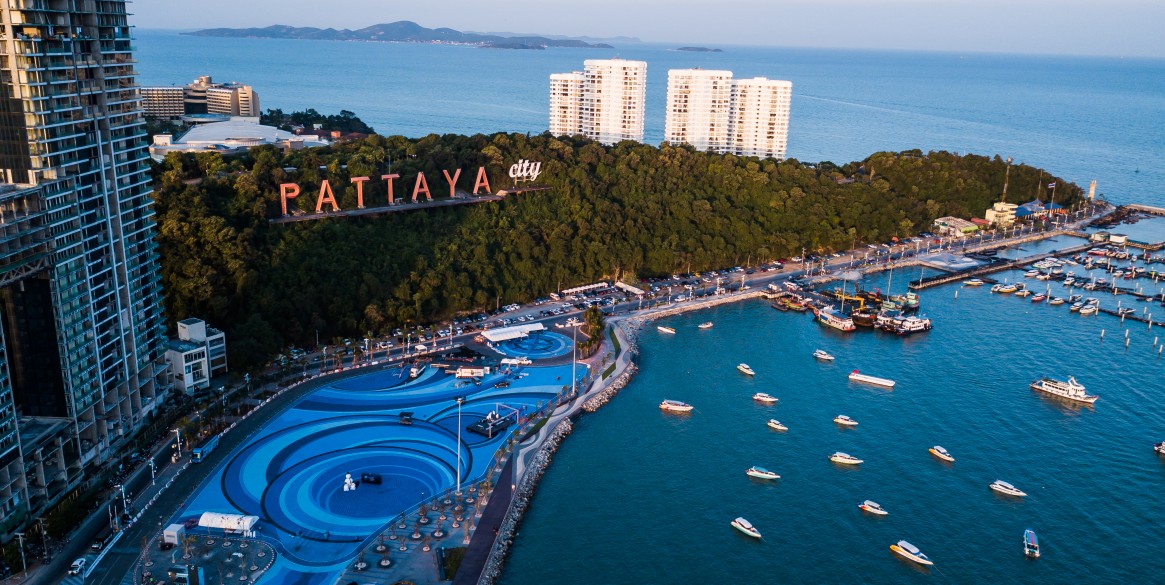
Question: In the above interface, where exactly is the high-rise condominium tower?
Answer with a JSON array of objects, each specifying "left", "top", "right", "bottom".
[
  {"left": 549, "top": 59, "right": 647, "bottom": 145},
  {"left": 0, "top": 0, "right": 167, "bottom": 539},
  {"left": 727, "top": 77, "right": 792, "bottom": 160},
  {"left": 665, "top": 70, "right": 792, "bottom": 160}
]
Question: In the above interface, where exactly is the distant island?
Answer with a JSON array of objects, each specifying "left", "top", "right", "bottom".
[
  {"left": 677, "top": 47, "right": 723, "bottom": 53},
  {"left": 184, "top": 21, "right": 614, "bottom": 49}
]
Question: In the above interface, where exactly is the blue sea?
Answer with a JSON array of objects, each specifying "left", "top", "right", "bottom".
[
  {"left": 133, "top": 31, "right": 1165, "bottom": 583},
  {"left": 135, "top": 31, "right": 1165, "bottom": 207}
]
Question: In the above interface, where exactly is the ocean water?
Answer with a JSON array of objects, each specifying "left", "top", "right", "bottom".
[
  {"left": 135, "top": 31, "right": 1165, "bottom": 207},
  {"left": 501, "top": 256, "right": 1165, "bottom": 583}
]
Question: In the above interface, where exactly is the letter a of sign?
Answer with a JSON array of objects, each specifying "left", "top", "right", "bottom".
[
  {"left": 280, "top": 183, "right": 300, "bottom": 216},
  {"left": 316, "top": 180, "right": 340, "bottom": 213},
  {"left": 472, "top": 167, "right": 491, "bottom": 195},
  {"left": 412, "top": 172, "right": 431, "bottom": 202}
]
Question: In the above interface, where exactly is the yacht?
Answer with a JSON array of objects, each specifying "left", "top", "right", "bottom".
[
  {"left": 752, "top": 392, "right": 778, "bottom": 404},
  {"left": 731, "top": 517, "right": 762, "bottom": 539},
  {"left": 1030, "top": 376, "right": 1098, "bottom": 404},
  {"left": 1024, "top": 529, "right": 1040, "bottom": 559},
  {"left": 849, "top": 370, "right": 896, "bottom": 388},
  {"left": 698, "top": 322, "right": 714, "bottom": 329},
  {"left": 767, "top": 419, "right": 788, "bottom": 431},
  {"left": 834, "top": 415, "right": 859, "bottom": 426},
  {"left": 816, "top": 305, "right": 856, "bottom": 332},
  {"left": 890, "top": 541, "right": 934, "bottom": 566},
  {"left": 813, "top": 349, "right": 836, "bottom": 361},
  {"left": 657, "top": 325, "right": 676, "bottom": 334},
  {"left": 830, "top": 452, "right": 863, "bottom": 465},
  {"left": 859, "top": 500, "right": 888, "bottom": 515},
  {"left": 929, "top": 445, "right": 955, "bottom": 463},
  {"left": 659, "top": 400, "right": 693, "bottom": 413},
  {"left": 989, "top": 480, "right": 1027, "bottom": 497},
  {"left": 745, "top": 466, "right": 780, "bottom": 480},
  {"left": 737, "top": 363, "right": 756, "bottom": 376},
  {"left": 1048, "top": 297, "right": 1065, "bottom": 306},
  {"left": 963, "top": 278, "right": 985, "bottom": 286}
]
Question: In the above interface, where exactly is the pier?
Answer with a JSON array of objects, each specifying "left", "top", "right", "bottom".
[{"left": 909, "top": 238, "right": 1094, "bottom": 290}]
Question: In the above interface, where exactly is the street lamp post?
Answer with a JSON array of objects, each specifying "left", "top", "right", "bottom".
[
  {"left": 172, "top": 428, "right": 182, "bottom": 458},
  {"left": 149, "top": 458, "right": 156, "bottom": 485},
  {"left": 455, "top": 397, "right": 464, "bottom": 496}
]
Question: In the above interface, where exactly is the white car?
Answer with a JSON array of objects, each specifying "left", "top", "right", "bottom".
[{"left": 69, "top": 559, "right": 87, "bottom": 576}]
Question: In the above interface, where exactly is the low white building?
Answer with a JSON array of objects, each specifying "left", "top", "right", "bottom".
[
  {"left": 933, "top": 216, "right": 979, "bottom": 236},
  {"left": 178, "top": 318, "right": 228, "bottom": 376},
  {"left": 149, "top": 120, "right": 328, "bottom": 161},
  {"left": 166, "top": 318, "right": 228, "bottom": 394}
]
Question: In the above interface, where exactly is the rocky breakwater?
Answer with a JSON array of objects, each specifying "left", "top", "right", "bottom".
[
  {"left": 582, "top": 362, "right": 637, "bottom": 413},
  {"left": 478, "top": 417, "right": 574, "bottom": 585}
]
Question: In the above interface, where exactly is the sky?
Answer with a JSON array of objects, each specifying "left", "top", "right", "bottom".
[{"left": 133, "top": 0, "right": 1165, "bottom": 59}]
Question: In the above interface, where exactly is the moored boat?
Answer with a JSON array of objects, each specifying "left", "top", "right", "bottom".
[
  {"left": 849, "top": 370, "right": 896, "bottom": 388},
  {"left": 850, "top": 310, "right": 878, "bottom": 327},
  {"left": 929, "top": 445, "right": 955, "bottom": 463},
  {"left": 989, "top": 479, "right": 1027, "bottom": 497},
  {"left": 698, "top": 322, "right": 714, "bottom": 329},
  {"left": 859, "top": 500, "right": 888, "bottom": 515},
  {"left": 767, "top": 419, "right": 788, "bottom": 431},
  {"left": 889, "top": 315, "right": 932, "bottom": 335},
  {"left": 659, "top": 399, "right": 693, "bottom": 413},
  {"left": 745, "top": 466, "right": 780, "bottom": 480},
  {"left": 657, "top": 325, "right": 676, "bottom": 334},
  {"left": 890, "top": 540, "right": 934, "bottom": 566},
  {"left": 1079, "top": 305, "right": 1098, "bottom": 315},
  {"left": 834, "top": 414, "right": 859, "bottom": 426},
  {"left": 752, "top": 392, "right": 778, "bottom": 404},
  {"left": 830, "top": 452, "right": 863, "bottom": 465},
  {"left": 816, "top": 305, "right": 856, "bottom": 332},
  {"left": 813, "top": 349, "right": 835, "bottom": 361},
  {"left": 1015, "top": 289, "right": 1033, "bottom": 298},
  {"left": 998, "top": 283, "right": 1018, "bottom": 293},
  {"left": 1069, "top": 302, "right": 1083, "bottom": 312},
  {"left": 963, "top": 278, "right": 985, "bottom": 286},
  {"left": 1031, "top": 293, "right": 1047, "bottom": 302},
  {"left": 1024, "top": 528, "right": 1040, "bottom": 558},
  {"left": 1048, "top": 297, "right": 1065, "bottom": 305},
  {"left": 737, "top": 363, "right": 756, "bottom": 376},
  {"left": 730, "top": 517, "right": 762, "bottom": 538},
  {"left": 1030, "top": 376, "right": 1098, "bottom": 404}
]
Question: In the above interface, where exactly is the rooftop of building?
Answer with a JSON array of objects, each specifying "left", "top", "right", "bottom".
[
  {"left": 178, "top": 317, "right": 204, "bottom": 326},
  {"left": 167, "top": 338, "right": 203, "bottom": 353},
  {"left": 174, "top": 121, "right": 323, "bottom": 146},
  {"left": 17, "top": 417, "right": 71, "bottom": 449}
]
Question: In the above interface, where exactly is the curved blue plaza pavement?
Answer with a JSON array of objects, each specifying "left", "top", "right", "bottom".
[
  {"left": 169, "top": 351, "right": 584, "bottom": 585},
  {"left": 494, "top": 330, "right": 575, "bottom": 359}
]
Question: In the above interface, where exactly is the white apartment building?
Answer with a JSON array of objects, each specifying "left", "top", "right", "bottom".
[
  {"left": 728, "top": 77, "right": 793, "bottom": 159},
  {"left": 664, "top": 69, "right": 733, "bottom": 153},
  {"left": 141, "top": 76, "right": 261, "bottom": 119},
  {"left": 549, "top": 59, "right": 647, "bottom": 145},
  {"left": 549, "top": 72, "right": 584, "bottom": 136}
]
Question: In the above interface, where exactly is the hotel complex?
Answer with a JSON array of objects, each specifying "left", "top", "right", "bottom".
[
  {"left": 665, "top": 70, "right": 793, "bottom": 159},
  {"left": 549, "top": 59, "right": 647, "bottom": 144},
  {"left": 0, "top": 0, "right": 167, "bottom": 540},
  {"left": 141, "top": 75, "right": 261, "bottom": 119}
]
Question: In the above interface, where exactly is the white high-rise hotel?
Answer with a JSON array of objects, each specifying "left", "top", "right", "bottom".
[
  {"left": 666, "top": 70, "right": 792, "bottom": 160},
  {"left": 550, "top": 59, "right": 647, "bottom": 145}
]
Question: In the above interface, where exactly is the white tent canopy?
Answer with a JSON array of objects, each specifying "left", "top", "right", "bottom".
[
  {"left": 561, "top": 282, "right": 609, "bottom": 295},
  {"left": 615, "top": 281, "right": 645, "bottom": 296},
  {"left": 199, "top": 511, "right": 259, "bottom": 533},
  {"left": 481, "top": 323, "right": 545, "bottom": 343}
]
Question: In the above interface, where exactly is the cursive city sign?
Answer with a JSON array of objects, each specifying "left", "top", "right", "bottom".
[{"left": 508, "top": 159, "right": 542, "bottom": 183}]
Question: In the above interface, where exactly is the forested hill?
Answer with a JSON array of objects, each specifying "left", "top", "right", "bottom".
[{"left": 151, "top": 133, "right": 1081, "bottom": 367}]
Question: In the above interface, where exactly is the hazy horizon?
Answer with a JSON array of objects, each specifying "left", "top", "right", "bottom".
[{"left": 131, "top": 0, "right": 1165, "bottom": 59}]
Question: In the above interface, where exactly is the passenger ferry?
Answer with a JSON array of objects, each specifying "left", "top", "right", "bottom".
[
  {"left": 888, "top": 315, "right": 932, "bottom": 335},
  {"left": 815, "top": 305, "right": 856, "bottom": 332},
  {"left": 890, "top": 541, "right": 934, "bottom": 566},
  {"left": 1030, "top": 376, "right": 1098, "bottom": 404},
  {"left": 659, "top": 400, "right": 694, "bottom": 413}
]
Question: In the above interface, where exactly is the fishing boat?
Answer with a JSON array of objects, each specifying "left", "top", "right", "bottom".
[
  {"left": 890, "top": 541, "right": 934, "bottom": 566},
  {"left": 816, "top": 305, "right": 856, "bottom": 332},
  {"left": 849, "top": 370, "right": 896, "bottom": 388},
  {"left": 657, "top": 325, "right": 676, "bottom": 334},
  {"left": 963, "top": 278, "right": 985, "bottom": 286},
  {"left": 834, "top": 415, "right": 859, "bottom": 426},
  {"left": 745, "top": 466, "right": 780, "bottom": 480},
  {"left": 989, "top": 480, "right": 1027, "bottom": 497},
  {"left": 752, "top": 392, "right": 778, "bottom": 404},
  {"left": 1024, "top": 529, "right": 1040, "bottom": 558},
  {"left": 737, "top": 363, "right": 756, "bottom": 376},
  {"left": 659, "top": 400, "right": 693, "bottom": 413},
  {"left": 698, "top": 322, "right": 714, "bottom": 329},
  {"left": 1048, "top": 297, "right": 1065, "bottom": 305},
  {"left": 813, "top": 349, "right": 835, "bottom": 361},
  {"left": 830, "top": 452, "right": 863, "bottom": 465},
  {"left": 1030, "top": 376, "right": 1098, "bottom": 404},
  {"left": 928, "top": 446, "right": 955, "bottom": 463},
  {"left": 859, "top": 500, "right": 888, "bottom": 515},
  {"left": 767, "top": 419, "right": 788, "bottom": 431},
  {"left": 730, "top": 517, "right": 762, "bottom": 538}
]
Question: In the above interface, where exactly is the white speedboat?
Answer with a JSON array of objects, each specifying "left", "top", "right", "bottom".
[
  {"left": 830, "top": 452, "right": 863, "bottom": 465},
  {"left": 698, "top": 322, "right": 714, "bottom": 329},
  {"left": 1030, "top": 376, "right": 1098, "bottom": 404},
  {"left": 1154, "top": 441, "right": 1165, "bottom": 455},
  {"left": 1069, "top": 302, "right": 1083, "bottom": 312},
  {"left": 990, "top": 283, "right": 1005, "bottom": 293},
  {"left": 767, "top": 419, "right": 788, "bottom": 431},
  {"left": 745, "top": 466, "right": 780, "bottom": 480},
  {"left": 963, "top": 278, "right": 985, "bottom": 286},
  {"left": 929, "top": 445, "right": 955, "bottom": 463},
  {"left": 1079, "top": 305, "right": 1098, "bottom": 316},
  {"left": 834, "top": 415, "right": 859, "bottom": 426},
  {"left": 1024, "top": 270, "right": 1040, "bottom": 278},
  {"left": 731, "top": 517, "right": 762, "bottom": 538},
  {"left": 813, "top": 349, "right": 836, "bottom": 361},
  {"left": 849, "top": 370, "right": 896, "bottom": 388},
  {"left": 859, "top": 500, "right": 888, "bottom": 515},
  {"left": 737, "top": 363, "right": 756, "bottom": 376},
  {"left": 990, "top": 480, "right": 1027, "bottom": 497},
  {"left": 891, "top": 540, "right": 934, "bottom": 566},
  {"left": 659, "top": 400, "right": 693, "bottom": 413},
  {"left": 752, "top": 392, "right": 778, "bottom": 404},
  {"left": 1024, "top": 528, "right": 1040, "bottom": 559},
  {"left": 657, "top": 325, "right": 676, "bottom": 334}
]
